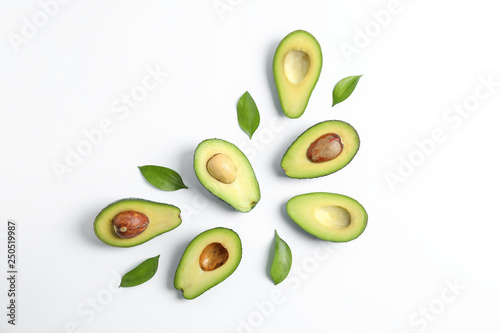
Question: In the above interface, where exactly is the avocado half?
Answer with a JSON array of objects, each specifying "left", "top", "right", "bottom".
[
  {"left": 287, "top": 192, "right": 367, "bottom": 242},
  {"left": 174, "top": 227, "right": 242, "bottom": 299},
  {"left": 273, "top": 30, "right": 322, "bottom": 118},
  {"left": 281, "top": 120, "right": 360, "bottom": 179},
  {"left": 93, "top": 198, "right": 181, "bottom": 247},
  {"left": 194, "top": 138, "right": 260, "bottom": 212}
]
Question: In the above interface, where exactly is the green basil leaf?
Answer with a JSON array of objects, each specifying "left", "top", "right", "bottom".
[
  {"left": 237, "top": 91, "right": 260, "bottom": 139},
  {"left": 139, "top": 165, "right": 188, "bottom": 191},
  {"left": 332, "top": 75, "right": 363, "bottom": 107},
  {"left": 120, "top": 255, "right": 160, "bottom": 288},
  {"left": 270, "top": 230, "right": 292, "bottom": 285}
]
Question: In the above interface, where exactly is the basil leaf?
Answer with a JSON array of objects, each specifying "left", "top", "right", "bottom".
[
  {"left": 332, "top": 75, "right": 362, "bottom": 107},
  {"left": 270, "top": 230, "right": 292, "bottom": 285},
  {"left": 139, "top": 165, "right": 188, "bottom": 191},
  {"left": 237, "top": 91, "right": 260, "bottom": 139},
  {"left": 120, "top": 255, "right": 160, "bottom": 288}
]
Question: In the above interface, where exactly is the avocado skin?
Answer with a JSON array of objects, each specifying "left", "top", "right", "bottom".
[{"left": 93, "top": 198, "right": 181, "bottom": 248}]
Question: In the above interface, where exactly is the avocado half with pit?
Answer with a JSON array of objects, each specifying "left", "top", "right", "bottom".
[
  {"left": 273, "top": 30, "right": 322, "bottom": 118},
  {"left": 93, "top": 198, "right": 181, "bottom": 247},
  {"left": 281, "top": 120, "right": 360, "bottom": 179},
  {"left": 194, "top": 138, "right": 260, "bottom": 212},
  {"left": 174, "top": 227, "right": 242, "bottom": 299},
  {"left": 287, "top": 192, "right": 367, "bottom": 242}
]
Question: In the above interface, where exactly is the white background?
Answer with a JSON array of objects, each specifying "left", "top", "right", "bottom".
[{"left": 1, "top": 0, "right": 500, "bottom": 332}]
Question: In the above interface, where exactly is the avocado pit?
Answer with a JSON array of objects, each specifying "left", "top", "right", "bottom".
[
  {"left": 315, "top": 205, "right": 351, "bottom": 229},
  {"left": 112, "top": 211, "right": 149, "bottom": 239},
  {"left": 206, "top": 153, "right": 237, "bottom": 184},
  {"left": 307, "top": 133, "right": 343, "bottom": 163},
  {"left": 199, "top": 242, "right": 229, "bottom": 271},
  {"left": 284, "top": 50, "right": 311, "bottom": 84}
]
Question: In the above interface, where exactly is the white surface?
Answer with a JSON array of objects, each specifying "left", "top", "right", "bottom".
[{"left": 1, "top": 0, "right": 499, "bottom": 332}]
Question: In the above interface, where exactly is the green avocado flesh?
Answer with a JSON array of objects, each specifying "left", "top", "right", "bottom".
[
  {"left": 287, "top": 192, "right": 367, "bottom": 242},
  {"left": 174, "top": 227, "right": 242, "bottom": 299},
  {"left": 93, "top": 198, "right": 181, "bottom": 247},
  {"left": 273, "top": 30, "right": 322, "bottom": 119},
  {"left": 281, "top": 120, "right": 360, "bottom": 179},
  {"left": 194, "top": 138, "right": 260, "bottom": 212}
]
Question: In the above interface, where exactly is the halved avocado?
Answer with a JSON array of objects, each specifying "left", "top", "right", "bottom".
[
  {"left": 174, "top": 227, "right": 242, "bottom": 299},
  {"left": 281, "top": 120, "right": 360, "bottom": 178},
  {"left": 273, "top": 30, "right": 322, "bottom": 118},
  {"left": 93, "top": 198, "right": 181, "bottom": 247},
  {"left": 287, "top": 192, "right": 367, "bottom": 242},
  {"left": 194, "top": 138, "right": 260, "bottom": 212}
]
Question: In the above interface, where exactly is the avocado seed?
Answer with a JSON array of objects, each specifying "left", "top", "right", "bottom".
[
  {"left": 199, "top": 242, "right": 229, "bottom": 271},
  {"left": 307, "top": 133, "right": 343, "bottom": 163},
  {"left": 113, "top": 211, "right": 149, "bottom": 239}
]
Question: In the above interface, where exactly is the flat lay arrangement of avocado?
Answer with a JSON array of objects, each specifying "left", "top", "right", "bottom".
[
  {"left": 174, "top": 227, "right": 242, "bottom": 299},
  {"left": 92, "top": 29, "right": 368, "bottom": 298},
  {"left": 194, "top": 138, "right": 260, "bottom": 213},
  {"left": 273, "top": 30, "right": 323, "bottom": 118},
  {"left": 287, "top": 192, "right": 367, "bottom": 242},
  {"left": 93, "top": 198, "right": 182, "bottom": 247},
  {"left": 281, "top": 120, "right": 360, "bottom": 179}
]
